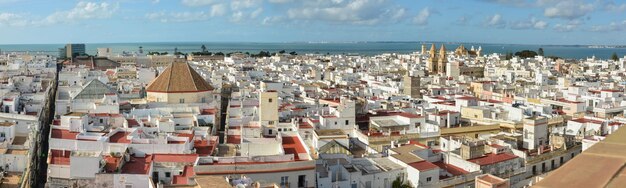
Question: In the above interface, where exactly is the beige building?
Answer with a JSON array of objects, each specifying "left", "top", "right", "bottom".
[
  {"left": 259, "top": 91, "right": 279, "bottom": 136},
  {"left": 428, "top": 43, "right": 438, "bottom": 74},
  {"left": 403, "top": 74, "right": 421, "bottom": 98},
  {"left": 146, "top": 62, "right": 214, "bottom": 103}
]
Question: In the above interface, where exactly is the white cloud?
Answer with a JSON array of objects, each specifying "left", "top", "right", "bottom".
[
  {"left": 181, "top": 0, "right": 216, "bottom": 7},
  {"left": 268, "top": 0, "right": 292, "bottom": 3},
  {"left": 543, "top": 0, "right": 594, "bottom": 20},
  {"left": 210, "top": 3, "right": 227, "bottom": 17},
  {"left": 43, "top": 1, "right": 118, "bottom": 25},
  {"left": 250, "top": 8, "right": 263, "bottom": 19},
  {"left": 0, "top": 13, "right": 29, "bottom": 27},
  {"left": 412, "top": 7, "right": 433, "bottom": 25},
  {"left": 479, "top": 0, "right": 529, "bottom": 7},
  {"left": 230, "top": 11, "right": 244, "bottom": 22},
  {"left": 262, "top": 16, "right": 284, "bottom": 25},
  {"left": 605, "top": 2, "right": 626, "bottom": 12},
  {"left": 510, "top": 17, "right": 548, "bottom": 30},
  {"left": 285, "top": 0, "right": 407, "bottom": 25},
  {"left": 146, "top": 11, "right": 214, "bottom": 23},
  {"left": 553, "top": 20, "right": 581, "bottom": 32},
  {"left": 456, "top": 16, "right": 469, "bottom": 25},
  {"left": 230, "top": 0, "right": 261, "bottom": 10},
  {"left": 589, "top": 20, "right": 626, "bottom": 32},
  {"left": 485, "top": 14, "right": 505, "bottom": 28}
]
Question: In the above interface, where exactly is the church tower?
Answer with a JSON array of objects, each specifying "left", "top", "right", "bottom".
[
  {"left": 437, "top": 44, "right": 448, "bottom": 74},
  {"left": 428, "top": 43, "right": 438, "bottom": 74}
]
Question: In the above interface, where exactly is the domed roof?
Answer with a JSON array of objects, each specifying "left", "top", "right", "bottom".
[{"left": 146, "top": 62, "right": 214, "bottom": 93}]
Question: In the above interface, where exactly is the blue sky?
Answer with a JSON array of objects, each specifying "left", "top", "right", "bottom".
[{"left": 0, "top": 0, "right": 625, "bottom": 45}]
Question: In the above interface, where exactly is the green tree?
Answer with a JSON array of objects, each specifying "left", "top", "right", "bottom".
[
  {"left": 538, "top": 48, "right": 544, "bottom": 56},
  {"left": 201, "top": 45, "right": 207, "bottom": 52},
  {"left": 392, "top": 176, "right": 412, "bottom": 188},
  {"left": 279, "top": 50, "right": 286, "bottom": 54},
  {"left": 505, "top": 51, "right": 513, "bottom": 60},
  {"left": 611, "top": 52, "right": 619, "bottom": 61},
  {"left": 514, "top": 50, "right": 538, "bottom": 58}
]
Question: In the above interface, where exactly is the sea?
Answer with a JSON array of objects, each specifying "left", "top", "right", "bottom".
[{"left": 0, "top": 42, "right": 625, "bottom": 60}]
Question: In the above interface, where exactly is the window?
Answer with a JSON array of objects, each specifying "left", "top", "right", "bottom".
[
  {"left": 179, "top": 99, "right": 185, "bottom": 103},
  {"left": 345, "top": 120, "right": 349, "bottom": 125},
  {"left": 280, "top": 176, "right": 288, "bottom": 187},
  {"left": 334, "top": 121, "right": 337, "bottom": 125},
  {"left": 99, "top": 119, "right": 103, "bottom": 123},
  {"left": 269, "top": 121, "right": 274, "bottom": 125},
  {"left": 165, "top": 172, "right": 171, "bottom": 178},
  {"left": 269, "top": 98, "right": 273, "bottom": 103},
  {"left": 268, "top": 129, "right": 273, "bottom": 135},
  {"left": 426, "top": 177, "right": 432, "bottom": 182},
  {"left": 278, "top": 128, "right": 282, "bottom": 132}
]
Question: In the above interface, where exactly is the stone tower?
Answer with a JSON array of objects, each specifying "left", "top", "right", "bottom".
[
  {"left": 437, "top": 44, "right": 448, "bottom": 74},
  {"left": 428, "top": 43, "right": 438, "bottom": 74}
]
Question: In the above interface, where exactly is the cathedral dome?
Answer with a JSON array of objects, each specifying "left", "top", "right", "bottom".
[{"left": 146, "top": 62, "right": 213, "bottom": 93}]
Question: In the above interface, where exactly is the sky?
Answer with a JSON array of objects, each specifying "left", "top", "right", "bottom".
[{"left": 0, "top": 0, "right": 625, "bottom": 45}]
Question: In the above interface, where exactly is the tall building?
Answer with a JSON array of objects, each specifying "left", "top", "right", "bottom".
[
  {"left": 58, "top": 48, "right": 66, "bottom": 59},
  {"left": 421, "top": 44, "right": 426, "bottom": 54},
  {"left": 65, "top": 43, "right": 86, "bottom": 58},
  {"left": 403, "top": 73, "right": 421, "bottom": 98},
  {"left": 259, "top": 91, "right": 279, "bottom": 136},
  {"left": 427, "top": 43, "right": 438, "bottom": 74},
  {"left": 437, "top": 44, "right": 448, "bottom": 74}
]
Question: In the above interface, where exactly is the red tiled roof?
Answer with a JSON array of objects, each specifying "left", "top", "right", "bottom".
[
  {"left": 433, "top": 110, "right": 459, "bottom": 116},
  {"left": 433, "top": 162, "right": 469, "bottom": 176},
  {"left": 172, "top": 165, "right": 195, "bottom": 185},
  {"left": 571, "top": 118, "right": 603, "bottom": 124},
  {"left": 194, "top": 138, "right": 217, "bottom": 156},
  {"left": 557, "top": 98, "right": 583, "bottom": 104},
  {"left": 104, "top": 155, "right": 122, "bottom": 173},
  {"left": 408, "top": 140, "right": 430, "bottom": 149},
  {"left": 467, "top": 153, "right": 518, "bottom": 166},
  {"left": 109, "top": 131, "right": 131, "bottom": 143},
  {"left": 282, "top": 136, "right": 307, "bottom": 161},
  {"left": 601, "top": 89, "right": 621, "bottom": 92},
  {"left": 201, "top": 108, "right": 217, "bottom": 115},
  {"left": 372, "top": 111, "right": 423, "bottom": 118},
  {"left": 121, "top": 155, "right": 152, "bottom": 174},
  {"left": 153, "top": 154, "right": 198, "bottom": 163},
  {"left": 126, "top": 119, "right": 140, "bottom": 127},
  {"left": 227, "top": 135, "right": 241, "bottom": 144},
  {"left": 457, "top": 96, "right": 477, "bottom": 100},
  {"left": 299, "top": 121, "right": 314, "bottom": 129},
  {"left": 51, "top": 129, "right": 78, "bottom": 140},
  {"left": 49, "top": 150, "right": 71, "bottom": 165},
  {"left": 409, "top": 161, "right": 439, "bottom": 171}
]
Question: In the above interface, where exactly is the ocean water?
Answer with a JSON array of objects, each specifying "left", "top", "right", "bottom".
[{"left": 0, "top": 42, "right": 625, "bottom": 60}]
